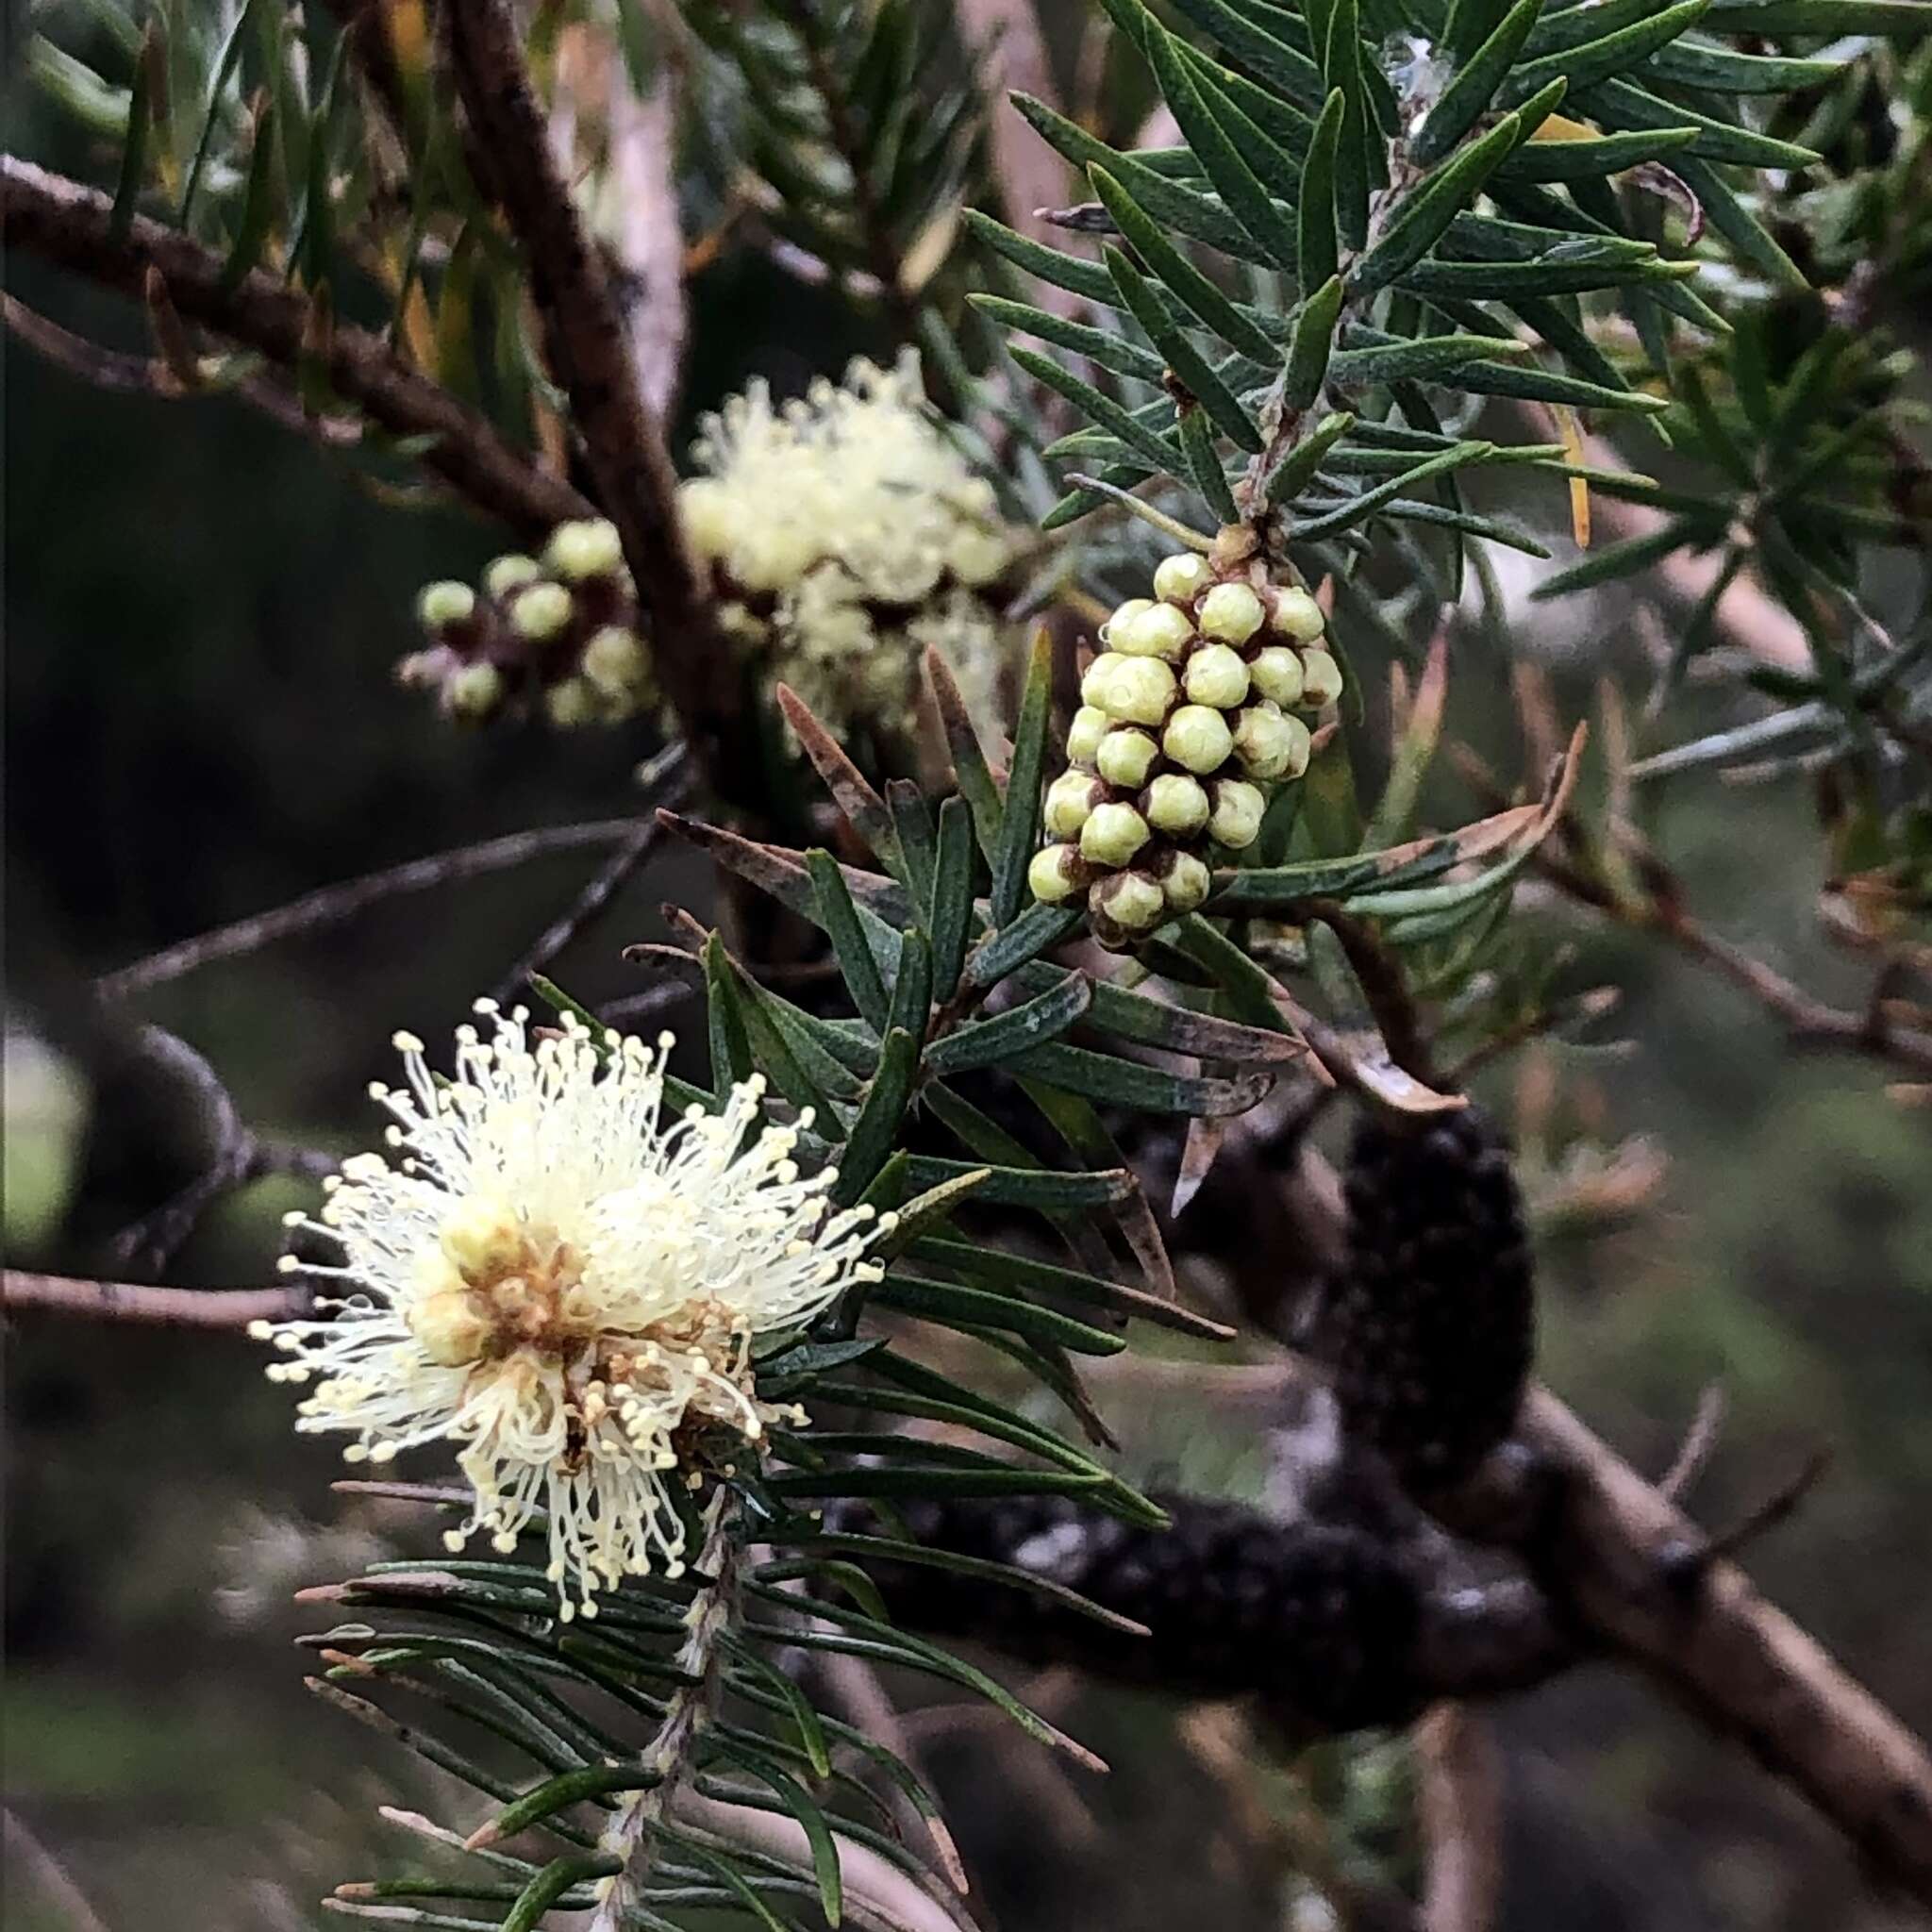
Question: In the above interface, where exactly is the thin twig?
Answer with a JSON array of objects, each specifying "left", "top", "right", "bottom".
[
  {"left": 2, "top": 1271, "right": 309, "bottom": 1328},
  {"left": 1, "top": 157, "right": 587, "bottom": 536},
  {"left": 96, "top": 819, "right": 652, "bottom": 1000},
  {"left": 1659, "top": 1383, "right": 1727, "bottom": 1504},
  {"left": 443, "top": 0, "right": 738, "bottom": 795},
  {"left": 490, "top": 757, "right": 692, "bottom": 1006}
]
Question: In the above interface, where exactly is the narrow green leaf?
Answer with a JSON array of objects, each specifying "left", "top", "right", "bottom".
[
  {"left": 1117, "top": 0, "right": 1299, "bottom": 266},
  {"left": 1643, "top": 38, "right": 1838, "bottom": 91},
  {"left": 1324, "top": 0, "right": 1371, "bottom": 250},
  {"left": 1264, "top": 409, "right": 1356, "bottom": 506},
  {"left": 1357, "top": 86, "right": 1564, "bottom": 298},
  {"left": 1416, "top": 0, "right": 1542, "bottom": 165},
  {"left": 873, "top": 1274, "right": 1128, "bottom": 1357},
  {"left": 971, "top": 295, "right": 1168, "bottom": 390},
  {"left": 965, "top": 900, "right": 1085, "bottom": 988},
  {"left": 924, "top": 975, "right": 1093, "bottom": 1075},
  {"left": 1441, "top": 0, "right": 1508, "bottom": 58},
  {"left": 1286, "top": 274, "right": 1345, "bottom": 411},
  {"left": 1024, "top": 1041, "right": 1272, "bottom": 1116},
  {"left": 108, "top": 31, "right": 155, "bottom": 243},
  {"left": 832, "top": 1027, "right": 920, "bottom": 1207},
  {"left": 1009, "top": 95, "right": 1266, "bottom": 262},
  {"left": 1580, "top": 78, "right": 1821, "bottom": 171},
  {"left": 1178, "top": 404, "right": 1241, "bottom": 524},
  {"left": 1327, "top": 331, "right": 1522, "bottom": 388},
  {"left": 1104, "top": 246, "right": 1261, "bottom": 453},
  {"left": 221, "top": 106, "right": 280, "bottom": 290},
  {"left": 928, "top": 797, "right": 975, "bottom": 1004},
  {"left": 1293, "top": 441, "right": 1493, "bottom": 539},
  {"left": 1677, "top": 362, "right": 1756, "bottom": 490},
  {"left": 991, "top": 631, "right": 1053, "bottom": 927},
  {"left": 900, "top": 1158, "right": 1135, "bottom": 1209},
  {"left": 1505, "top": 2, "right": 1710, "bottom": 107},
  {"left": 1499, "top": 125, "right": 1702, "bottom": 183},
  {"left": 1530, "top": 521, "right": 1699, "bottom": 597},
  {"left": 1299, "top": 89, "right": 1344, "bottom": 292},
  {"left": 1167, "top": 0, "right": 1327, "bottom": 110},
  {"left": 1673, "top": 153, "right": 1809, "bottom": 288},
  {"left": 1010, "top": 347, "right": 1179, "bottom": 475},
  {"left": 1090, "top": 168, "right": 1278, "bottom": 364},
  {"left": 808, "top": 851, "right": 891, "bottom": 1032},
  {"left": 911, "top": 1238, "right": 1232, "bottom": 1341}
]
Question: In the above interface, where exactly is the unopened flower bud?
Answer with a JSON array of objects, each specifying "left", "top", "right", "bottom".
[
  {"left": 1100, "top": 597, "right": 1153, "bottom": 644},
  {"left": 512, "top": 581, "right": 574, "bottom": 641},
  {"left": 1144, "top": 772, "right": 1210, "bottom": 836},
  {"left": 485, "top": 554, "right": 542, "bottom": 600},
  {"left": 1099, "top": 657, "right": 1179, "bottom": 727},
  {"left": 1163, "top": 703, "right": 1235, "bottom": 774},
  {"left": 544, "top": 518, "right": 625, "bottom": 583},
  {"left": 582, "top": 625, "right": 649, "bottom": 699},
  {"left": 440, "top": 1194, "right": 525, "bottom": 1281},
  {"left": 545, "top": 677, "right": 599, "bottom": 728},
  {"left": 1199, "top": 581, "right": 1265, "bottom": 644},
  {"left": 1208, "top": 778, "right": 1267, "bottom": 849},
  {"left": 1184, "top": 643, "right": 1251, "bottom": 708},
  {"left": 1044, "top": 771, "right": 1103, "bottom": 839},
  {"left": 447, "top": 662, "right": 506, "bottom": 722},
  {"left": 1152, "top": 552, "right": 1215, "bottom": 605},
  {"left": 418, "top": 580, "right": 476, "bottom": 629},
  {"left": 678, "top": 477, "right": 733, "bottom": 559},
  {"left": 1158, "top": 849, "right": 1212, "bottom": 912},
  {"left": 1115, "top": 603, "right": 1196, "bottom": 661},
  {"left": 1028, "top": 842, "right": 1087, "bottom": 904},
  {"left": 1096, "top": 727, "right": 1159, "bottom": 789},
  {"left": 1080, "top": 651, "right": 1126, "bottom": 709},
  {"left": 1092, "top": 869, "right": 1166, "bottom": 933},
  {"left": 1066, "top": 705, "right": 1110, "bottom": 766},
  {"left": 1249, "top": 645, "right": 1306, "bottom": 708},
  {"left": 1271, "top": 585, "right": 1326, "bottom": 642},
  {"left": 1233, "top": 705, "right": 1312, "bottom": 781},
  {"left": 1298, "top": 647, "right": 1344, "bottom": 708},
  {"left": 1080, "top": 800, "right": 1151, "bottom": 867},
  {"left": 406, "top": 1285, "right": 491, "bottom": 1368}
]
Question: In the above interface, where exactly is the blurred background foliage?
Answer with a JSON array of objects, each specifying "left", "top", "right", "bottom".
[{"left": 7, "top": 6, "right": 1932, "bottom": 1932}]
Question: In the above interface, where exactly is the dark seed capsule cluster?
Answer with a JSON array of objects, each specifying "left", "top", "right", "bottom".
[
  {"left": 840, "top": 1491, "right": 1426, "bottom": 1735},
  {"left": 399, "top": 518, "right": 657, "bottom": 728},
  {"left": 1028, "top": 552, "right": 1342, "bottom": 949},
  {"left": 1331, "top": 1104, "right": 1535, "bottom": 1492}
]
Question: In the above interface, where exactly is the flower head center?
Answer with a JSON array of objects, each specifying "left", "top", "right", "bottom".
[{"left": 406, "top": 1198, "right": 593, "bottom": 1368}]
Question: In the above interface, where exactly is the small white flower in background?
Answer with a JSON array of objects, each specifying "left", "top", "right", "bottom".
[
  {"left": 253, "top": 1004, "right": 885, "bottom": 1618},
  {"left": 678, "top": 350, "right": 1016, "bottom": 746}
]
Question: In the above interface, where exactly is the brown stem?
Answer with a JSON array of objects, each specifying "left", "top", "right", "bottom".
[
  {"left": 2, "top": 1271, "right": 309, "bottom": 1329},
  {"left": 1415, "top": 1706, "right": 1504, "bottom": 1932},
  {"left": 1488, "top": 1391, "right": 1932, "bottom": 1900},
  {"left": 0, "top": 156, "right": 587, "bottom": 537},
  {"left": 441, "top": 0, "right": 739, "bottom": 796}
]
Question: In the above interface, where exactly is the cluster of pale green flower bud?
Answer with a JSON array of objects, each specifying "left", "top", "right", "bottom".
[
  {"left": 399, "top": 518, "right": 658, "bottom": 728},
  {"left": 1028, "top": 551, "right": 1341, "bottom": 949}
]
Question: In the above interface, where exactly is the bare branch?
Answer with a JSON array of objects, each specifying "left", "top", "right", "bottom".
[
  {"left": 0, "top": 157, "right": 588, "bottom": 537},
  {"left": 3, "top": 1271, "right": 309, "bottom": 1329}
]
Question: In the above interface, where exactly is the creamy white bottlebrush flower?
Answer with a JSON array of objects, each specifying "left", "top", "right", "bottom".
[
  {"left": 252, "top": 1003, "right": 885, "bottom": 1618},
  {"left": 678, "top": 351, "right": 1015, "bottom": 746}
]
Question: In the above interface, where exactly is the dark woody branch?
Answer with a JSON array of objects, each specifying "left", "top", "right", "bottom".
[
  {"left": 441, "top": 0, "right": 740, "bottom": 798},
  {"left": 0, "top": 156, "right": 588, "bottom": 538}
]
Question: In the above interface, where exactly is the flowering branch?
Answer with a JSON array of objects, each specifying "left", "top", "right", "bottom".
[{"left": 0, "top": 157, "right": 588, "bottom": 537}]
